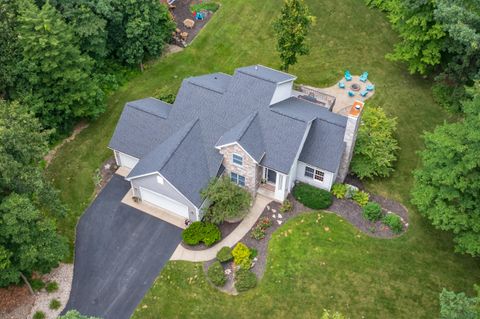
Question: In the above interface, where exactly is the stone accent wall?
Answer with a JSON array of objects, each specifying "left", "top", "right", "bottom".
[
  {"left": 219, "top": 144, "right": 259, "bottom": 195},
  {"left": 337, "top": 102, "right": 364, "bottom": 182}
]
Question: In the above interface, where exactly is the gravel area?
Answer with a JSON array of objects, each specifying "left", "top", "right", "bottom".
[{"left": 28, "top": 263, "right": 73, "bottom": 319}]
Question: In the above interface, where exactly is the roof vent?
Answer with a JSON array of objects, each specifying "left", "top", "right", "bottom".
[{"left": 255, "top": 65, "right": 258, "bottom": 71}]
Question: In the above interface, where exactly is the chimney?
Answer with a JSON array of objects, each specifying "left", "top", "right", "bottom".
[{"left": 336, "top": 100, "right": 364, "bottom": 182}]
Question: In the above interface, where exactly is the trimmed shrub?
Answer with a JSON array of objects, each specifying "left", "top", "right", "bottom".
[
  {"left": 49, "top": 299, "right": 61, "bottom": 310},
  {"left": 353, "top": 190, "right": 370, "bottom": 206},
  {"left": 235, "top": 269, "right": 257, "bottom": 292},
  {"left": 182, "top": 222, "right": 221, "bottom": 246},
  {"left": 202, "top": 223, "right": 222, "bottom": 246},
  {"left": 33, "top": 311, "right": 46, "bottom": 319},
  {"left": 362, "top": 202, "right": 382, "bottom": 221},
  {"left": 232, "top": 243, "right": 251, "bottom": 268},
  {"left": 280, "top": 199, "right": 293, "bottom": 213},
  {"left": 292, "top": 183, "right": 332, "bottom": 209},
  {"left": 31, "top": 278, "right": 45, "bottom": 291},
  {"left": 383, "top": 213, "right": 403, "bottom": 234},
  {"left": 345, "top": 184, "right": 359, "bottom": 199},
  {"left": 45, "top": 281, "right": 59, "bottom": 293},
  {"left": 207, "top": 261, "right": 226, "bottom": 287},
  {"left": 216, "top": 246, "right": 233, "bottom": 263},
  {"left": 331, "top": 183, "right": 347, "bottom": 199}
]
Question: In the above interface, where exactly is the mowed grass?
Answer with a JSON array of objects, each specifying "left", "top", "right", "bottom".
[
  {"left": 133, "top": 213, "right": 479, "bottom": 319},
  {"left": 45, "top": 0, "right": 480, "bottom": 315}
]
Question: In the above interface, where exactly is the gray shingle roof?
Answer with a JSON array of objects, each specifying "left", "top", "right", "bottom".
[
  {"left": 127, "top": 98, "right": 171, "bottom": 119},
  {"left": 236, "top": 65, "right": 296, "bottom": 83},
  {"left": 270, "top": 97, "right": 347, "bottom": 127},
  {"left": 187, "top": 72, "right": 231, "bottom": 94},
  {"left": 109, "top": 65, "right": 348, "bottom": 207},
  {"left": 299, "top": 119, "right": 346, "bottom": 172}
]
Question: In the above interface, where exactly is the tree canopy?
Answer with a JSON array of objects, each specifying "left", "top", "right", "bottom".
[
  {"left": 440, "top": 287, "right": 479, "bottom": 319},
  {"left": 411, "top": 82, "right": 480, "bottom": 256},
  {"left": 14, "top": 0, "right": 104, "bottom": 132},
  {"left": 201, "top": 177, "right": 252, "bottom": 224},
  {"left": 273, "top": 0, "right": 315, "bottom": 71},
  {"left": 351, "top": 106, "right": 399, "bottom": 180}
]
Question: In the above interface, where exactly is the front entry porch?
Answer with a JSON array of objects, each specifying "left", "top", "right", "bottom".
[{"left": 257, "top": 167, "right": 288, "bottom": 202}]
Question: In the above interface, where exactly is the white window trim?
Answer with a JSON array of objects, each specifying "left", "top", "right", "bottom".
[
  {"left": 304, "top": 166, "right": 324, "bottom": 182},
  {"left": 230, "top": 172, "right": 246, "bottom": 187},
  {"left": 232, "top": 153, "right": 243, "bottom": 166}
]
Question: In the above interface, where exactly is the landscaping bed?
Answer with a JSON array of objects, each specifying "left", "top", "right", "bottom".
[{"left": 170, "top": 0, "right": 218, "bottom": 46}]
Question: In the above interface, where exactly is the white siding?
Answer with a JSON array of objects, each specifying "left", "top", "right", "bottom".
[
  {"left": 296, "top": 161, "right": 335, "bottom": 191},
  {"left": 286, "top": 121, "right": 313, "bottom": 192},
  {"left": 270, "top": 81, "right": 293, "bottom": 105},
  {"left": 139, "top": 187, "right": 190, "bottom": 219},
  {"left": 115, "top": 151, "right": 139, "bottom": 169}
]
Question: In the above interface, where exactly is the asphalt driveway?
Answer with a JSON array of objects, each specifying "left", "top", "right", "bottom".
[{"left": 62, "top": 174, "right": 182, "bottom": 319}]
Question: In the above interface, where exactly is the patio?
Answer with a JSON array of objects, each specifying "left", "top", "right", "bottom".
[{"left": 293, "top": 75, "right": 375, "bottom": 116}]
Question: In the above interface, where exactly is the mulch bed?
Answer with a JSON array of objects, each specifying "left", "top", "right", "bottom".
[
  {"left": 180, "top": 220, "right": 241, "bottom": 251},
  {"left": 94, "top": 157, "right": 118, "bottom": 197},
  {"left": 0, "top": 284, "right": 34, "bottom": 318},
  {"left": 170, "top": 0, "right": 217, "bottom": 46}
]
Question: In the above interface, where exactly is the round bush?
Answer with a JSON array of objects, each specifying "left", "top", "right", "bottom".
[
  {"left": 181, "top": 222, "right": 221, "bottom": 246},
  {"left": 362, "top": 202, "right": 382, "bottom": 221},
  {"left": 353, "top": 190, "right": 370, "bottom": 207},
  {"left": 49, "top": 299, "right": 61, "bottom": 310},
  {"left": 232, "top": 243, "right": 252, "bottom": 268},
  {"left": 235, "top": 269, "right": 257, "bottom": 292},
  {"left": 33, "top": 311, "right": 46, "bottom": 319},
  {"left": 202, "top": 223, "right": 222, "bottom": 246},
  {"left": 207, "top": 261, "right": 226, "bottom": 287},
  {"left": 383, "top": 213, "right": 403, "bottom": 234},
  {"left": 216, "top": 246, "right": 233, "bottom": 263},
  {"left": 292, "top": 183, "right": 332, "bottom": 209},
  {"left": 45, "top": 281, "right": 59, "bottom": 293},
  {"left": 181, "top": 222, "right": 204, "bottom": 245}
]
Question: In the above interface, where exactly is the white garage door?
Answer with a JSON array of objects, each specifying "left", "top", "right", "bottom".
[
  {"left": 139, "top": 187, "right": 189, "bottom": 218},
  {"left": 117, "top": 152, "right": 138, "bottom": 169}
]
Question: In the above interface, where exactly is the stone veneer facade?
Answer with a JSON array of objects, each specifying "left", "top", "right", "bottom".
[{"left": 218, "top": 144, "right": 259, "bottom": 196}]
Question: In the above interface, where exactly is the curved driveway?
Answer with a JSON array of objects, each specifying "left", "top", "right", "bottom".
[{"left": 62, "top": 174, "right": 182, "bottom": 319}]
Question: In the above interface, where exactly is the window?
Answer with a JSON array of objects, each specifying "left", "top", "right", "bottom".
[
  {"left": 232, "top": 154, "right": 243, "bottom": 166},
  {"left": 314, "top": 170, "right": 324, "bottom": 182},
  {"left": 304, "top": 166, "right": 314, "bottom": 178},
  {"left": 304, "top": 166, "right": 324, "bottom": 182},
  {"left": 230, "top": 172, "right": 246, "bottom": 187}
]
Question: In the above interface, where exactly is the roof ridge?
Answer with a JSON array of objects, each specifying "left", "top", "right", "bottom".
[
  {"left": 127, "top": 100, "right": 170, "bottom": 119},
  {"left": 269, "top": 107, "right": 310, "bottom": 123},
  {"left": 237, "top": 112, "right": 258, "bottom": 142}
]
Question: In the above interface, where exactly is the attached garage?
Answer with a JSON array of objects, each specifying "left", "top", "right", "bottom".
[
  {"left": 115, "top": 151, "right": 139, "bottom": 169},
  {"left": 139, "top": 187, "right": 189, "bottom": 219}
]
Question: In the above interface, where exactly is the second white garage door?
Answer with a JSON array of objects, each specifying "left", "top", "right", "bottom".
[{"left": 139, "top": 187, "right": 189, "bottom": 219}]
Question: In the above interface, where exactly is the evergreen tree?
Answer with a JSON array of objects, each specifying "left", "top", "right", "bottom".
[
  {"left": 272, "top": 0, "right": 315, "bottom": 71},
  {"left": 15, "top": 0, "right": 104, "bottom": 132},
  {"left": 412, "top": 82, "right": 480, "bottom": 256}
]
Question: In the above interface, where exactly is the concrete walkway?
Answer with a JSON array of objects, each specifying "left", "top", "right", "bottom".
[{"left": 170, "top": 194, "right": 271, "bottom": 262}]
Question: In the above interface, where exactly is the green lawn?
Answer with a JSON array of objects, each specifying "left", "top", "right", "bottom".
[
  {"left": 45, "top": 0, "right": 480, "bottom": 315},
  {"left": 133, "top": 213, "right": 479, "bottom": 318}
]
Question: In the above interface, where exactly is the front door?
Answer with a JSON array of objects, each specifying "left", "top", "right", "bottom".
[{"left": 266, "top": 168, "right": 277, "bottom": 185}]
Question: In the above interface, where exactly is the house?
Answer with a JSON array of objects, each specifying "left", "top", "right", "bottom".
[{"left": 109, "top": 65, "right": 363, "bottom": 222}]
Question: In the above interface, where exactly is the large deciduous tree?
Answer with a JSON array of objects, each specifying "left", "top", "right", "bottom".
[
  {"left": 351, "top": 107, "right": 399, "bottom": 180},
  {"left": 0, "top": 0, "right": 21, "bottom": 99},
  {"left": 411, "top": 82, "right": 480, "bottom": 256},
  {"left": 273, "top": 0, "right": 315, "bottom": 71},
  {"left": 439, "top": 287, "right": 479, "bottom": 319},
  {"left": 0, "top": 193, "right": 68, "bottom": 287},
  {"left": 107, "top": 0, "right": 175, "bottom": 70},
  {"left": 14, "top": 0, "right": 104, "bottom": 132}
]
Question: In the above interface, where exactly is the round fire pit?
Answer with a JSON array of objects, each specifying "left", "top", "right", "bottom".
[{"left": 350, "top": 83, "right": 361, "bottom": 91}]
